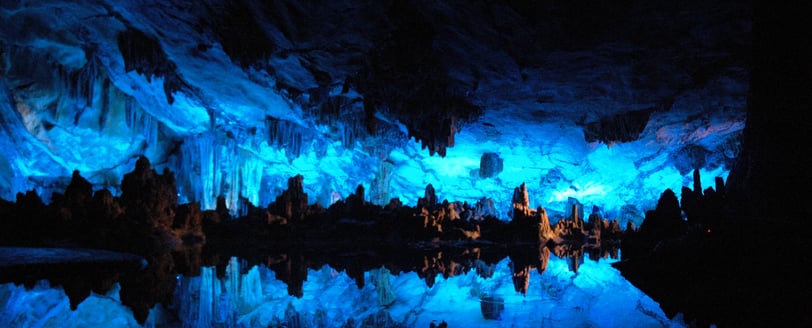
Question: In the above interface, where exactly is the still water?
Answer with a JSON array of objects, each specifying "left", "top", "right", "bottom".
[{"left": 0, "top": 246, "right": 684, "bottom": 327}]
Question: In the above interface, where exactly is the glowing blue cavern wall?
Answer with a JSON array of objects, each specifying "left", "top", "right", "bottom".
[{"left": 0, "top": 0, "right": 747, "bottom": 225}]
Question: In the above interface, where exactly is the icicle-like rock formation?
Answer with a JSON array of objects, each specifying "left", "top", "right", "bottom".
[{"left": 0, "top": 0, "right": 749, "bottom": 224}]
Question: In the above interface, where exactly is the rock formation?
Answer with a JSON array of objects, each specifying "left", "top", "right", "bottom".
[
  {"left": 268, "top": 175, "right": 309, "bottom": 222},
  {"left": 479, "top": 153, "right": 504, "bottom": 178}
]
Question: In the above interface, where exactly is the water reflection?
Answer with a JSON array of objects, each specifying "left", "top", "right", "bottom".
[{"left": 0, "top": 244, "right": 683, "bottom": 327}]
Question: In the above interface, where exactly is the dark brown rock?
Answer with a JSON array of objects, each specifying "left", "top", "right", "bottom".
[
  {"left": 418, "top": 184, "right": 438, "bottom": 209},
  {"left": 269, "top": 175, "right": 309, "bottom": 221},
  {"left": 120, "top": 156, "right": 178, "bottom": 228}
]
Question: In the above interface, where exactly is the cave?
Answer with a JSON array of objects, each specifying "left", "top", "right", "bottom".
[{"left": 1, "top": 0, "right": 809, "bottom": 327}]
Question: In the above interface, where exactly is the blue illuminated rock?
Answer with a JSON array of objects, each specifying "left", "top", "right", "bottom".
[
  {"left": 0, "top": 0, "right": 747, "bottom": 222},
  {"left": 479, "top": 152, "right": 504, "bottom": 178}
]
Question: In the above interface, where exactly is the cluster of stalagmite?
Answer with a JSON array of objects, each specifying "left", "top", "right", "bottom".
[
  {"left": 0, "top": 156, "right": 634, "bottom": 260},
  {"left": 0, "top": 156, "right": 640, "bottom": 324}
]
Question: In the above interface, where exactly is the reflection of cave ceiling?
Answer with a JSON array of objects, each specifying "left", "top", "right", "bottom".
[{"left": 0, "top": 0, "right": 750, "bottom": 219}]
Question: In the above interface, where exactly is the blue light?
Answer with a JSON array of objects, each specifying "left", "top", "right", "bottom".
[{"left": 0, "top": 256, "right": 685, "bottom": 327}]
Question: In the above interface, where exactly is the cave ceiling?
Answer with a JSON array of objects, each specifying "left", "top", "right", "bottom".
[{"left": 0, "top": 0, "right": 750, "bottom": 217}]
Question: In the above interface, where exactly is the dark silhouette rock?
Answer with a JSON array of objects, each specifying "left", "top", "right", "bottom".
[
  {"left": 120, "top": 156, "right": 178, "bottom": 229},
  {"left": 269, "top": 175, "right": 309, "bottom": 222},
  {"left": 174, "top": 203, "right": 204, "bottom": 243},
  {"left": 349, "top": 184, "right": 365, "bottom": 211},
  {"left": 680, "top": 186, "right": 701, "bottom": 224},
  {"left": 89, "top": 189, "right": 123, "bottom": 224},
  {"left": 638, "top": 189, "right": 685, "bottom": 240},
  {"left": 215, "top": 195, "right": 231, "bottom": 220},
  {"left": 418, "top": 184, "right": 438, "bottom": 209},
  {"left": 64, "top": 170, "right": 92, "bottom": 209}
]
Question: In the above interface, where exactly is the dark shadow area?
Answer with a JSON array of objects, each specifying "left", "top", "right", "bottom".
[{"left": 613, "top": 2, "right": 812, "bottom": 327}]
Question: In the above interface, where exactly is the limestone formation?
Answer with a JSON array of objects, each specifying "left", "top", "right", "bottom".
[
  {"left": 418, "top": 184, "right": 438, "bottom": 209},
  {"left": 479, "top": 152, "right": 504, "bottom": 178},
  {"left": 511, "top": 183, "right": 531, "bottom": 217},
  {"left": 120, "top": 156, "right": 178, "bottom": 228},
  {"left": 269, "top": 175, "right": 309, "bottom": 221}
]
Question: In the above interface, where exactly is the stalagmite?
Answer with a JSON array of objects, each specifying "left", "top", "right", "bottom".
[
  {"left": 418, "top": 184, "right": 438, "bottom": 209},
  {"left": 511, "top": 183, "right": 530, "bottom": 218}
]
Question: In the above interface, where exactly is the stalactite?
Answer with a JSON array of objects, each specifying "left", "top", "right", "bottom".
[
  {"left": 316, "top": 96, "right": 368, "bottom": 151},
  {"left": 117, "top": 28, "right": 185, "bottom": 104},
  {"left": 266, "top": 117, "right": 310, "bottom": 161},
  {"left": 176, "top": 128, "right": 268, "bottom": 216},
  {"left": 98, "top": 78, "right": 110, "bottom": 132},
  {"left": 342, "top": 119, "right": 363, "bottom": 149},
  {"left": 238, "top": 152, "right": 264, "bottom": 211},
  {"left": 175, "top": 132, "right": 216, "bottom": 211},
  {"left": 582, "top": 107, "right": 656, "bottom": 145},
  {"left": 124, "top": 96, "right": 136, "bottom": 128},
  {"left": 219, "top": 136, "right": 236, "bottom": 214},
  {"left": 82, "top": 47, "right": 98, "bottom": 109},
  {"left": 140, "top": 112, "right": 158, "bottom": 147},
  {"left": 68, "top": 68, "right": 87, "bottom": 125}
]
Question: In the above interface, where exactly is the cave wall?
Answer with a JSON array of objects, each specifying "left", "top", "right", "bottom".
[{"left": 1, "top": 0, "right": 750, "bottom": 221}]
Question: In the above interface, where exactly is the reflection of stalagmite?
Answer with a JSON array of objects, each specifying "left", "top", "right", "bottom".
[
  {"left": 538, "top": 246, "right": 550, "bottom": 274},
  {"left": 284, "top": 302, "right": 303, "bottom": 328},
  {"left": 198, "top": 266, "right": 214, "bottom": 326},
  {"left": 572, "top": 203, "right": 583, "bottom": 230},
  {"left": 240, "top": 266, "right": 262, "bottom": 311},
  {"left": 511, "top": 263, "right": 531, "bottom": 294},
  {"left": 570, "top": 252, "right": 583, "bottom": 273},
  {"left": 225, "top": 257, "right": 240, "bottom": 310},
  {"left": 372, "top": 266, "right": 396, "bottom": 306}
]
